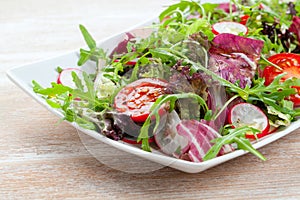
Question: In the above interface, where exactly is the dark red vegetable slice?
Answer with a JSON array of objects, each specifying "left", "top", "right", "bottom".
[{"left": 114, "top": 78, "right": 168, "bottom": 123}]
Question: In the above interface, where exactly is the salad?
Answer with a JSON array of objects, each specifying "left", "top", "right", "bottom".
[{"left": 33, "top": 0, "right": 300, "bottom": 163}]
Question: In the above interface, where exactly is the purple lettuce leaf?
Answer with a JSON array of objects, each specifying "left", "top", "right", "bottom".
[
  {"left": 208, "top": 33, "right": 264, "bottom": 88},
  {"left": 289, "top": 16, "right": 300, "bottom": 46},
  {"left": 217, "top": 3, "right": 237, "bottom": 13}
]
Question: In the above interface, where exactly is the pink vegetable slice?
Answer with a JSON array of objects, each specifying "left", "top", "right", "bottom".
[
  {"left": 228, "top": 103, "right": 270, "bottom": 139},
  {"left": 113, "top": 59, "right": 137, "bottom": 66},
  {"left": 212, "top": 21, "right": 248, "bottom": 35},
  {"left": 176, "top": 120, "right": 233, "bottom": 162},
  {"left": 57, "top": 68, "right": 83, "bottom": 89}
]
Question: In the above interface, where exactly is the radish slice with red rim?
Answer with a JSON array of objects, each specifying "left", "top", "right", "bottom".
[
  {"left": 228, "top": 103, "right": 270, "bottom": 139},
  {"left": 57, "top": 68, "right": 83, "bottom": 89},
  {"left": 212, "top": 21, "right": 248, "bottom": 35},
  {"left": 122, "top": 135, "right": 155, "bottom": 144},
  {"left": 113, "top": 59, "right": 137, "bottom": 66}
]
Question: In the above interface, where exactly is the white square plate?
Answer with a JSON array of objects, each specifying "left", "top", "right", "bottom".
[{"left": 7, "top": 13, "right": 300, "bottom": 174}]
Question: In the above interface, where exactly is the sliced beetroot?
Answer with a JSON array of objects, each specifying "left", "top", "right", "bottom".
[{"left": 176, "top": 120, "right": 233, "bottom": 162}]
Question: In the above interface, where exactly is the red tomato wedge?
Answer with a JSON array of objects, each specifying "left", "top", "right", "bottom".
[
  {"left": 261, "top": 53, "right": 300, "bottom": 106},
  {"left": 212, "top": 21, "right": 248, "bottom": 35},
  {"left": 228, "top": 103, "right": 270, "bottom": 139},
  {"left": 114, "top": 78, "right": 168, "bottom": 123}
]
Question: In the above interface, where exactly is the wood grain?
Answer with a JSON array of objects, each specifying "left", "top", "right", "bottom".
[{"left": 1, "top": 0, "right": 300, "bottom": 199}]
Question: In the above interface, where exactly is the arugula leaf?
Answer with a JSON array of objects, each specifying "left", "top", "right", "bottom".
[
  {"left": 33, "top": 81, "right": 72, "bottom": 96},
  {"left": 78, "top": 25, "right": 109, "bottom": 66},
  {"left": 83, "top": 72, "right": 95, "bottom": 97},
  {"left": 79, "top": 24, "right": 96, "bottom": 49},
  {"left": 244, "top": 75, "right": 300, "bottom": 116},
  {"left": 74, "top": 115, "right": 97, "bottom": 130},
  {"left": 203, "top": 126, "right": 266, "bottom": 161},
  {"left": 159, "top": 1, "right": 198, "bottom": 22},
  {"left": 45, "top": 99, "right": 62, "bottom": 109},
  {"left": 77, "top": 49, "right": 92, "bottom": 66},
  {"left": 233, "top": 137, "right": 266, "bottom": 161},
  {"left": 32, "top": 80, "right": 44, "bottom": 93},
  {"left": 296, "top": 1, "right": 300, "bottom": 14},
  {"left": 71, "top": 71, "right": 84, "bottom": 91},
  {"left": 33, "top": 69, "right": 111, "bottom": 131},
  {"left": 184, "top": 18, "right": 214, "bottom": 40}
]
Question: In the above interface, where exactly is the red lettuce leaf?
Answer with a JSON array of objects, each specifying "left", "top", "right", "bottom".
[
  {"left": 217, "top": 3, "right": 237, "bottom": 13},
  {"left": 208, "top": 33, "right": 264, "bottom": 88},
  {"left": 289, "top": 16, "right": 300, "bottom": 45}
]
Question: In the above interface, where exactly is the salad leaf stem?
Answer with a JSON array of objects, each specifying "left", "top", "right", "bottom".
[
  {"left": 233, "top": 137, "right": 266, "bottom": 161},
  {"left": 260, "top": 55, "right": 283, "bottom": 71},
  {"left": 212, "top": 94, "right": 239, "bottom": 121}
]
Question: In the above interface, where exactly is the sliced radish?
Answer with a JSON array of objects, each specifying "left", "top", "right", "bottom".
[
  {"left": 228, "top": 103, "right": 270, "bottom": 139},
  {"left": 113, "top": 59, "right": 137, "bottom": 66},
  {"left": 57, "top": 68, "right": 83, "bottom": 89},
  {"left": 268, "top": 126, "right": 277, "bottom": 135},
  {"left": 212, "top": 21, "right": 248, "bottom": 35}
]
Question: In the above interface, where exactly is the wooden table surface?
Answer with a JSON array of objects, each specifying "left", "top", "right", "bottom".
[{"left": 1, "top": 0, "right": 300, "bottom": 199}]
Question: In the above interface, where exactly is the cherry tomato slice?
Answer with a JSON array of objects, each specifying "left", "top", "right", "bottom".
[
  {"left": 261, "top": 53, "right": 300, "bottom": 106},
  {"left": 114, "top": 78, "right": 168, "bottom": 123}
]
